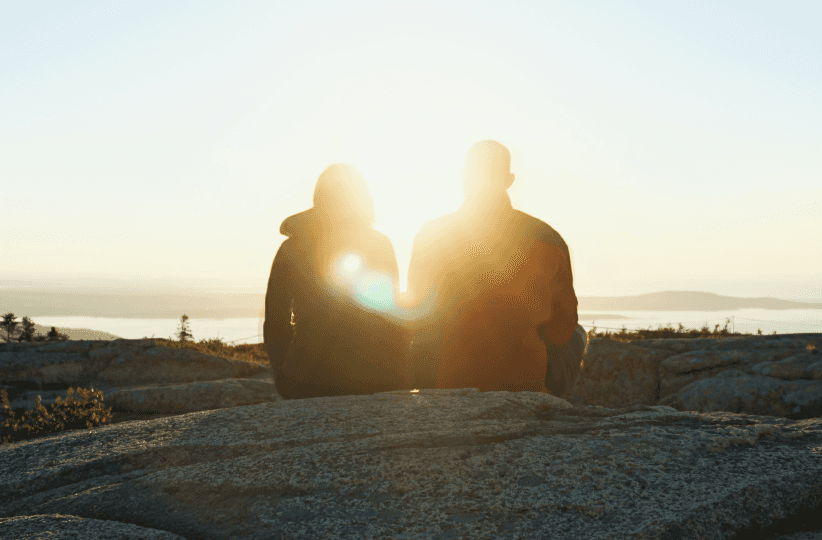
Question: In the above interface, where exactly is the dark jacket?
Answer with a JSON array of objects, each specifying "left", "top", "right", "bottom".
[
  {"left": 406, "top": 194, "right": 578, "bottom": 392},
  {"left": 264, "top": 209, "right": 410, "bottom": 399}
]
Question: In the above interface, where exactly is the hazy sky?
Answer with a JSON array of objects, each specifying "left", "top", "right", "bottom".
[{"left": 2, "top": 1, "right": 820, "bottom": 299}]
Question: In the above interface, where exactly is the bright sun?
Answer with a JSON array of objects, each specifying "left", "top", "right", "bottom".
[
  {"left": 341, "top": 254, "right": 363, "bottom": 274},
  {"left": 289, "top": 71, "right": 503, "bottom": 291}
]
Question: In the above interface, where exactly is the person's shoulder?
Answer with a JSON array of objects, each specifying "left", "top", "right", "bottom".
[
  {"left": 367, "top": 229, "right": 396, "bottom": 250},
  {"left": 414, "top": 211, "right": 462, "bottom": 242},
  {"left": 273, "top": 237, "right": 295, "bottom": 261},
  {"left": 512, "top": 210, "right": 569, "bottom": 255}
]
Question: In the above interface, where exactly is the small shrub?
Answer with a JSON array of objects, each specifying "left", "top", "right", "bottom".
[
  {"left": 46, "top": 326, "right": 68, "bottom": 342},
  {"left": 1, "top": 387, "right": 113, "bottom": 444}
]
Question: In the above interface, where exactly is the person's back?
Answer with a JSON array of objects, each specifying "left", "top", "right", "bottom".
[
  {"left": 407, "top": 141, "right": 585, "bottom": 395},
  {"left": 265, "top": 165, "right": 410, "bottom": 399}
]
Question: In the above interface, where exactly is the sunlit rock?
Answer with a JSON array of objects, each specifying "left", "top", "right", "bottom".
[
  {"left": 1, "top": 389, "right": 820, "bottom": 539},
  {"left": 562, "top": 339, "right": 666, "bottom": 407}
]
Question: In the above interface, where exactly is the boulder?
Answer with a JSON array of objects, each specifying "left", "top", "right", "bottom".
[
  {"left": 105, "top": 378, "right": 281, "bottom": 414},
  {"left": 565, "top": 334, "right": 822, "bottom": 418},
  {"left": 0, "top": 339, "right": 272, "bottom": 414},
  {"left": 747, "top": 351, "right": 822, "bottom": 380},
  {"left": 562, "top": 339, "right": 667, "bottom": 407},
  {"left": 1, "top": 388, "right": 821, "bottom": 539},
  {"left": 661, "top": 370, "right": 822, "bottom": 418},
  {"left": 658, "top": 348, "right": 799, "bottom": 396}
]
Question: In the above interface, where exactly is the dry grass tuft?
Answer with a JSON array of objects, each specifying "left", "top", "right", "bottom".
[
  {"left": 150, "top": 337, "right": 270, "bottom": 365},
  {"left": 587, "top": 318, "right": 751, "bottom": 343}
]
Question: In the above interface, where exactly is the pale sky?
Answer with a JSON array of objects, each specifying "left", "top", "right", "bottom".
[{"left": 2, "top": 1, "right": 820, "bottom": 300}]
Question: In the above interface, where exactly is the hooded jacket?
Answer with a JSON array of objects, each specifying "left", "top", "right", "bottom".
[
  {"left": 406, "top": 193, "right": 578, "bottom": 393},
  {"left": 264, "top": 208, "right": 410, "bottom": 399}
]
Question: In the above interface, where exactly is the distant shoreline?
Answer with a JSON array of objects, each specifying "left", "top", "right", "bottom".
[
  {"left": 1, "top": 289, "right": 821, "bottom": 319},
  {"left": 32, "top": 324, "right": 123, "bottom": 341}
]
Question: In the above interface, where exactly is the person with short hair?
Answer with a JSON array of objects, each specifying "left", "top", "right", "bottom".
[
  {"left": 407, "top": 140, "right": 586, "bottom": 395},
  {"left": 264, "top": 164, "right": 410, "bottom": 399}
]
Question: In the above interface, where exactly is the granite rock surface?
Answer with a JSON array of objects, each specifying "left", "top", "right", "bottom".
[
  {"left": 2, "top": 388, "right": 821, "bottom": 539},
  {"left": 0, "top": 514, "right": 185, "bottom": 539},
  {"left": 105, "top": 378, "right": 281, "bottom": 413},
  {"left": 565, "top": 333, "right": 822, "bottom": 418}
]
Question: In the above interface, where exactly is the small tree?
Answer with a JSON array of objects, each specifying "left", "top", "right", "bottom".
[
  {"left": 17, "top": 316, "right": 38, "bottom": 342},
  {"left": 46, "top": 326, "right": 68, "bottom": 342},
  {"left": 176, "top": 314, "right": 193, "bottom": 342},
  {"left": 1, "top": 313, "right": 19, "bottom": 343}
]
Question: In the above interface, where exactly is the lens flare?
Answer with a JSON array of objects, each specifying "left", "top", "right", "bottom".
[
  {"left": 341, "top": 254, "right": 363, "bottom": 275},
  {"left": 354, "top": 271, "right": 395, "bottom": 311},
  {"left": 333, "top": 253, "right": 396, "bottom": 312}
]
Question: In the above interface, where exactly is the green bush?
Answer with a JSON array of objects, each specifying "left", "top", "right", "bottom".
[{"left": 1, "top": 387, "right": 113, "bottom": 444}]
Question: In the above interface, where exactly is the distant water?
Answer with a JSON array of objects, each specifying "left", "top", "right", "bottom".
[
  {"left": 31, "top": 317, "right": 265, "bottom": 344},
  {"left": 31, "top": 309, "right": 821, "bottom": 344}
]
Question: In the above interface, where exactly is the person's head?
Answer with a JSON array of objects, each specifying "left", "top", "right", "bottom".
[
  {"left": 313, "top": 164, "right": 375, "bottom": 227},
  {"left": 462, "top": 140, "right": 515, "bottom": 201}
]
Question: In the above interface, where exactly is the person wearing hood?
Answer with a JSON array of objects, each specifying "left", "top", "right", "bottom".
[
  {"left": 264, "top": 164, "right": 410, "bottom": 399},
  {"left": 406, "top": 140, "right": 587, "bottom": 396}
]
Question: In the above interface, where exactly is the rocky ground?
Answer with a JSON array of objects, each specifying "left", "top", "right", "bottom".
[
  {"left": 1, "top": 335, "right": 821, "bottom": 538},
  {"left": 0, "top": 339, "right": 276, "bottom": 416},
  {"left": 1, "top": 389, "right": 822, "bottom": 539}
]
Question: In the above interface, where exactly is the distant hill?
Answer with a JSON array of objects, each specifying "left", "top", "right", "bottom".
[
  {"left": 578, "top": 291, "right": 822, "bottom": 312},
  {"left": 32, "top": 324, "right": 122, "bottom": 341},
  {"left": 2, "top": 287, "right": 821, "bottom": 318}
]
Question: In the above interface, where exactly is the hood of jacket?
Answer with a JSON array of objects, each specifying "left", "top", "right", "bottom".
[
  {"left": 280, "top": 207, "right": 373, "bottom": 240},
  {"left": 280, "top": 208, "right": 318, "bottom": 238}
]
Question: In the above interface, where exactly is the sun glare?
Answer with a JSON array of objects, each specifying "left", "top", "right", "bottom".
[{"left": 341, "top": 254, "right": 363, "bottom": 275}]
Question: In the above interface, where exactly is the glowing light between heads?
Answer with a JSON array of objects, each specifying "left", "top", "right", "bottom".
[
  {"left": 334, "top": 254, "right": 397, "bottom": 312},
  {"left": 340, "top": 254, "right": 363, "bottom": 275},
  {"left": 354, "top": 271, "right": 396, "bottom": 311}
]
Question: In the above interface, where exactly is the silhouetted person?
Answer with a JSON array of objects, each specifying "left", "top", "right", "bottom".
[
  {"left": 407, "top": 140, "right": 587, "bottom": 395},
  {"left": 265, "top": 164, "right": 410, "bottom": 399}
]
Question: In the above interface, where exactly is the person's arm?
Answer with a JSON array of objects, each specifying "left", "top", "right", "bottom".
[
  {"left": 534, "top": 242, "right": 582, "bottom": 396},
  {"left": 264, "top": 241, "right": 295, "bottom": 378},
  {"left": 406, "top": 226, "right": 443, "bottom": 389},
  {"left": 371, "top": 234, "right": 411, "bottom": 388},
  {"left": 537, "top": 246, "right": 578, "bottom": 346}
]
